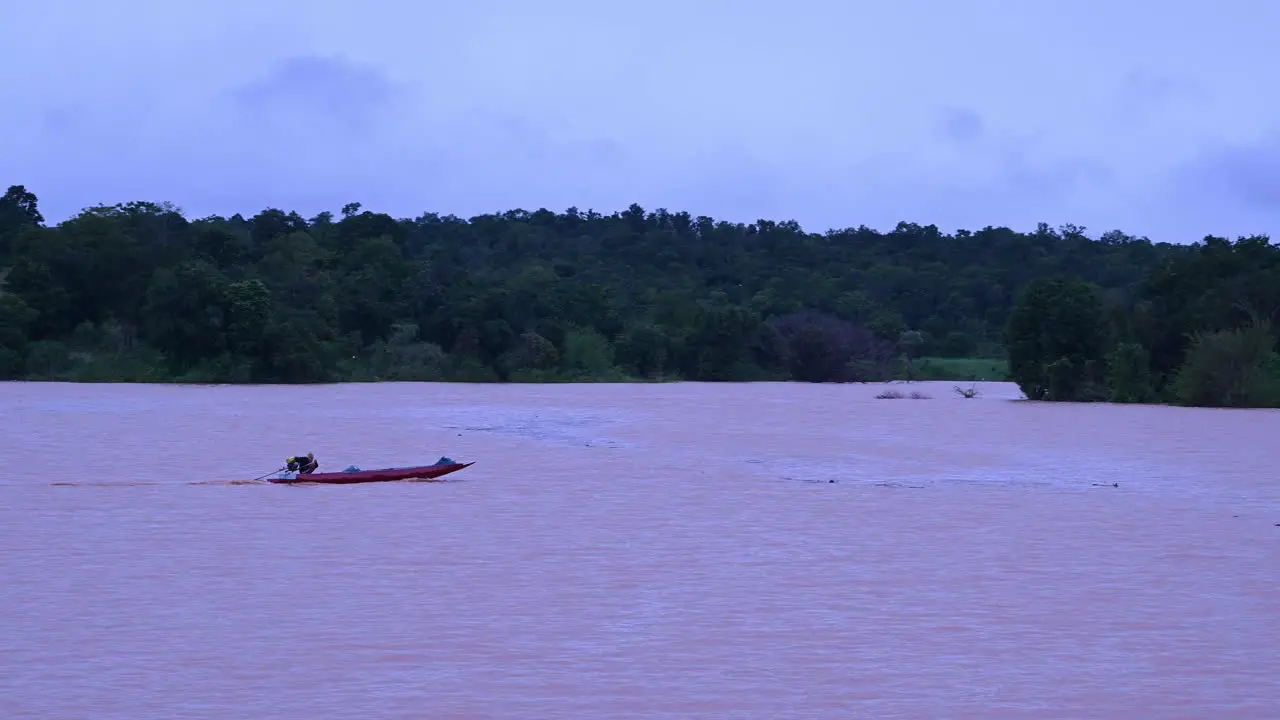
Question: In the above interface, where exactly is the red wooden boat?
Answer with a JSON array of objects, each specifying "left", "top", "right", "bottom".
[{"left": 269, "top": 460, "right": 474, "bottom": 485}]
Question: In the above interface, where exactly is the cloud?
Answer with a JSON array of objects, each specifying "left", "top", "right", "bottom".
[
  {"left": 935, "top": 108, "right": 985, "bottom": 146},
  {"left": 1183, "top": 133, "right": 1280, "bottom": 212},
  {"left": 1112, "top": 68, "right": 1206, "bottom": 126},
  {"left": 1167, "top": 130, "right": 1280, "bottom": 238},
  {"left": 225, "top": 55, "right": 401, "bottom": 137}
]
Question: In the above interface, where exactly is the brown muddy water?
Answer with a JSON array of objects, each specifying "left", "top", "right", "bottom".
[{"left": 0, "top": 380, "right": 1276, "bottom": 719}]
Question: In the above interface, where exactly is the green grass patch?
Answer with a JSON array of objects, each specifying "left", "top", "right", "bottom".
[{"left": 910, "top": 356, "right": 1008, "bottom": 381}]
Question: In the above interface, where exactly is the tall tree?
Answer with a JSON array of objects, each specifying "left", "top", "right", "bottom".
[{"left": 1006, "top": 277, "right": 1110, "bottom": 401}]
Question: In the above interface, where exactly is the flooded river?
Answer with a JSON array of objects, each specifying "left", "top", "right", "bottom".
[{"left": 1, "top": 381, "right": 1276, "bottom": 718}]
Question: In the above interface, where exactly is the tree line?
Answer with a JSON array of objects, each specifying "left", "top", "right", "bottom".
[{"left": 1, "top": 184, "right": 1276, "bottom": 406}]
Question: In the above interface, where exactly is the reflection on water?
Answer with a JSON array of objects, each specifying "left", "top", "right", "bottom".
[{"left": 1, "top": 380, "right": 1276, "bottom": 719}]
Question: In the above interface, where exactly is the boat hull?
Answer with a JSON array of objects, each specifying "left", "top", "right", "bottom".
[{"left": 269, "top": 461, "right": 474, "bottom": 485}]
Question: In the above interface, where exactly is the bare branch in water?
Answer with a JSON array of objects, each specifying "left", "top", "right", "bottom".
[{"left": 876, "top": 389, "right": 932, "bottom": 399}]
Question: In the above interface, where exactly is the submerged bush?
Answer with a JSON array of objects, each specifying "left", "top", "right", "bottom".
[
  {"left": 1171, "top": 322, "right": 1280, "bottom": 408},
  {"left": 1106, "top": 341, "right": 1155, "bottom": 403}
]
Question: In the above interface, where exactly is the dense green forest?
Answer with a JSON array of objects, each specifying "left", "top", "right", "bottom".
[{"left": 1, "top": 184, "right": 1277, "bottom": 406}]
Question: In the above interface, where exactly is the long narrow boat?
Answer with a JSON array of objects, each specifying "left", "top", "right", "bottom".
[{"left": 269, "top": 459, "right": 474, "bottom": 485}]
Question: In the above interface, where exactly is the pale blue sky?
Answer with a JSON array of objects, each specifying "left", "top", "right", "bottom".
[{"left": 3, "top": 0, "right": 1278, "bottom": 243}]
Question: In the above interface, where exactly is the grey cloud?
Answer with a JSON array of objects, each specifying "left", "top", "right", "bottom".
[
  {"left": 1167, "top": 131, "right": 1280, "bottom": 239},
  {"left": 1000, "top": 151, "right": 1113, "bottom": 200},
  {"left": 1184, "top": 134, "right": 1280, "bottom": 212},
  {"left": 1111, "top": 68, "right": 1207, "bottom": 127},
  {"left": 224, "top": 54, "right": 402, "bottom": 136},
  {"left": 935, "top": 108, "right": 985, "bottom": 146},
  {"left": 1119, "top": 69, "right": 1201, "bottom": 107}
]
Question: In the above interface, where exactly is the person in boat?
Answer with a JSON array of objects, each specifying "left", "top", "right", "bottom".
[{"left": 286, "top": 453, "right": 319, "bottom": 474}]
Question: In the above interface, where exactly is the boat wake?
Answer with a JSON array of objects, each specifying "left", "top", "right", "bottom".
[
  {"left": 49, "top": 479, "right": 271, "bottom": 487},
  {"left": 49, "top": 481, "right": 164, "bottom": 487},
  {"left": 48, "top": 476, "right": 464, "bottom": 487}
]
